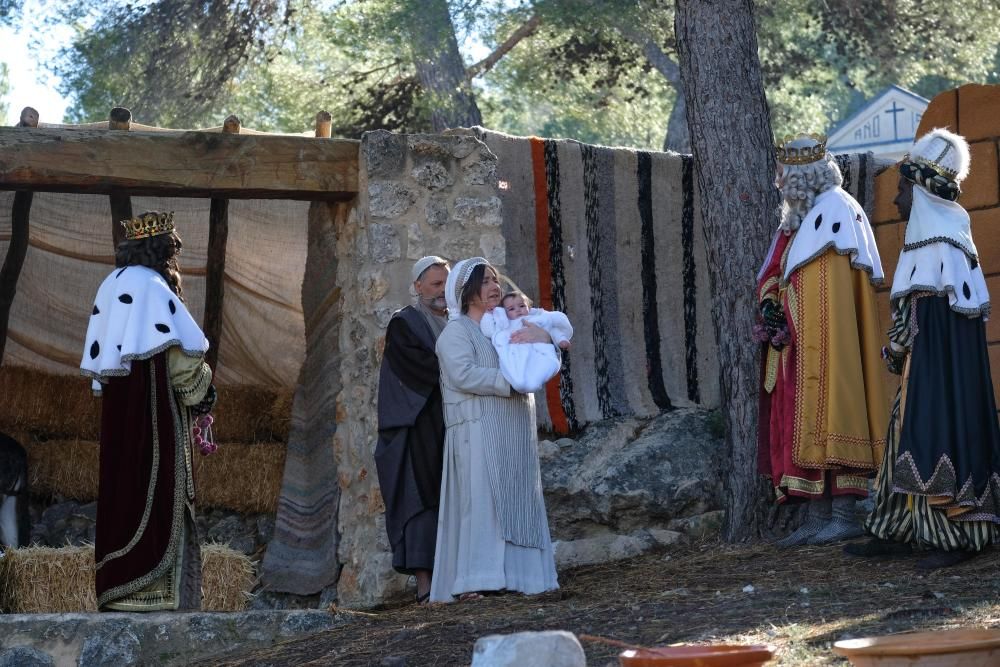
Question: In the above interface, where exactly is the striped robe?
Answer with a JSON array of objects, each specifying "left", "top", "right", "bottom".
[{"left": 429, "top": 316, "right": 558, "bottom": 602}]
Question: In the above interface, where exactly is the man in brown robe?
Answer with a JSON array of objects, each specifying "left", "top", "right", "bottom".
[{"left": 375, "top": 256, "right": 449, "bottom": 604}]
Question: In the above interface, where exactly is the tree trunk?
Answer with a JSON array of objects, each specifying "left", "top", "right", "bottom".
[
  {"left": 404, "top": 0, "right": 483, "bottom": 131},
  {"left": 674, "top": 0, "right": 780, "bottom": 541},
  {"left": 663, "top": 87, "right": 690, "bottom": 153}
]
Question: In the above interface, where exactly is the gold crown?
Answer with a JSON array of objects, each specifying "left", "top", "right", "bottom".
[
  {"left": 121, "top": 211, "right": 175, "bottom": 241},
  {"left": 775, "top": 133, "right": 828, "bottom": 166}
]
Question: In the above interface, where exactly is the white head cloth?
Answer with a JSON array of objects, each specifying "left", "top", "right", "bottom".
[
  {"left": 444, "top": 257, "right": 489, "bottom": 321},
  {"left": 891, "top": 187, "right": 989, "bottom": 317},
  {"left": 911, "top": 127, "right": 971, "bottom": 183},
  {"left": 80, "top": 265, "right": 208, "bottom": 384},
  {"left": 779, "top": 186, "right": 884, "bottom": 284},
  {"left": 411, "top": 255, "right": 449, "bottom": 284}
]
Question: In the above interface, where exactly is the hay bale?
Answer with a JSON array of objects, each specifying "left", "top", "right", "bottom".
[
  {"left": 0, "top": 544, "right": 254, "bottom": 613},
  {"left": 24, "top": 439, "right": 284, "bottom": 514},
  {"left": 0, "top": 365, "right": 293, "bottom": 444},
  {"left": 0, "top": 545, "right": 97, "bottom": 613},
  {"left": 0, "top": 365, "right": 99, "bottom": 440},
  {"left": 195, "top": 442, "right": 286, "bottom": 514},
  {"left": 23, "top": 439, "right": 100, "bottom": 501},
  {"left": 201, "top": 544, "right": 255, "bottom": 612},
  {"left": 213, "top": 385, "right": 293, "bottom": 443}
]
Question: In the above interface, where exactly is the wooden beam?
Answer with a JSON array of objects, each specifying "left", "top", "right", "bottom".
[
  {"left": 0, "top": 108, "right": 39, "bottom": 365},
  {"left": 108, "top": 107, "right": 133, "bottom": 248},
  {"left": 203, "top": 115, "right": 240, "bottom": 371},
  {"left": 0, "top": 127, "right": 359, "bottom": 200},
  {"left": 315, "top": 111, "right": 332, "bottom": 139}
]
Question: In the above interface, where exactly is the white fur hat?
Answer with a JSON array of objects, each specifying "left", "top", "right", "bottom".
[{"left": 910, "top": 127, "right": 971, "bottom": 183}]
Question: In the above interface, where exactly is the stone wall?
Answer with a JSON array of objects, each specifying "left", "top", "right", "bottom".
[{"left": 334, "top": 131, "right": 505, "bottom": 607}]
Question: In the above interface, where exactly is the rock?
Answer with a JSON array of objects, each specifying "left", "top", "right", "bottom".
[
  {"left": 541, "top": 409, "right": 725, "bottom": 541},
  {"left": 668, "top": 510, "right": 725, "bottom": 538},
  {"left": 206, "top": 515, "right": 256, "bottom": 554},
  {"left": 368, "top": 183, "right": 416, "bottom": 220},
  {"left": 452, "top": 197, "right": 502, "bottom": 228},
  {"left": 472, "top": 631, "right": 586, "bottom": 667},
  {"left": 0, "top": 647, "right": 54, "bottom": 667},
  {"left": 78, "top": 620, "right": 141, "bottom": 667},
  {"left": 553, "top": 532, "right": 655, "bottom": 569},
  {"left": 425, "top": 195, "right": 449, "bottom": 227},
  {"left": 406, "top": 223, "right": 425, "bottom": 260},
  {"left": 363, "top": 130, "right": 406, "bottom": 177},
  {"left": 411, "top": 161, "right": 454, "bottom": 191},
  {"left": 368, "top": 223, "right": 401, "bottom": 264},
  {"left": 408, "top": 136, "right": 453, "bottom": 160},
  {"left": 448, "top": 135, "right": 481, "bottom": 159},
  {"left": 538, "top": 439, "right": 559, "bottom": 460},
  {"left": 647, "top": 528, "right": 685, "bottom": 547},
  {"left": 463, "top": 156, "right": 497, "bottom": 186}
]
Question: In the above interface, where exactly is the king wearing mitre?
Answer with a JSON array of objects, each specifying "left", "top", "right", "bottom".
[{"left": 755, "top": 133, "right": 888, "bottom": 546}]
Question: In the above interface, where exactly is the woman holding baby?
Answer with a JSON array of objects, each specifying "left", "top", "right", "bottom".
[{"left": 428, "top": 257, "right": 560, "bottom": 603}]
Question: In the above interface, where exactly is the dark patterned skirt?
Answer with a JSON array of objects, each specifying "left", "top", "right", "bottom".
[{"left": 893, "top": 295, "right": 1000, "bottom": 523}]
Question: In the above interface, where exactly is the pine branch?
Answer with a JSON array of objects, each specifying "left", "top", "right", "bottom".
[{"left": 466, "top": 13, "right": 542, "bottom": 79}]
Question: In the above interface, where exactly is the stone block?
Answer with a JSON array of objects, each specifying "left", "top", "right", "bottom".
[
  {"left": 425, "top": 195, "right": 450, "bottom": 227},
  {"left": 363, "top": 130, "right": 406, "bottom": 178},
  {"left": 453, "top": 196, "right": 502, "bottom": 228},
  {"left": 916, "top": 88, "right": 957, "bottom": 137},
  {"left": 553, "top": 532, "right": 655, "bottom": 569},
  {"left": 411, "top": 161, "right": 454, "bottom": 191},
  {"left": 0, "top": 647, "right": 54, "bottom": 667},
  {"left": 449, "top": 134, "right": 481, "bottom": 159},
  {"left": 368, "top": 223, "right": 401, "bottom": 264},
  {"left": 408, "top": 136, "right": 454, "bottom": 160},
  {"left": 463, "top": 155, "right": 498, "bottom": 186},
  {"left": 406, "top": 223, "right": 425, "bottom": 260},
  {"left": 963, "top": 141, "right": 999, "bottom": 210},
  {"left": 874, "top": 222, "right": 903, "bottom": 283},
  {"left": 873, "top": 166, "right": 901, "bottom": 224},
  {"left": 958, "top": 84, "right": 1000, "bottom": 143},
  {"left": 472, "top": 631, "right": 586, "bottom": 667},
  {"left": 971, "top": 208, "right": 1000, "bottom": 276},
  {"left": 368, "top": 182, "right": 416, "bottom": 220}
]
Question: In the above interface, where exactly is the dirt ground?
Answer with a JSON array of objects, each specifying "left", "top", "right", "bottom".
[{"left": 203, "top": 540, "right": 1000, "bottom": 666}]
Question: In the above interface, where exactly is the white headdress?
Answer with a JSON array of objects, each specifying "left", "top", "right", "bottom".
[
  {"left": 910, "top": 127, "right": 970, "bottom": 183},
  {"left": 444, "top": 257, "right": 489, "bottom": 321}
]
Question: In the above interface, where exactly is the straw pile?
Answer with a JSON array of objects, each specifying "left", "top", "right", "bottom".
[
  {"left": 0, "top": 365, "right": 293, "bottom": 443},
  {"left": 0, "top": 544, "right": 254, "bottom": 612},
  {"left": 23, "top": 439, "right": 285, "bottom": 514},
  {"left": 202, "top": 543, "right": 256, "bottom": 611},
  {"left": 0, "top": 545, "right": 96, "bottom": 613},
  {"left": 194, "top": 441, "right": 286, "bottom": 514}
]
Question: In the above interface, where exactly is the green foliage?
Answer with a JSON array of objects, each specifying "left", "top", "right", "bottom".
[{"left": 40, "top": 0, "right": 1000, "bottom": 147}]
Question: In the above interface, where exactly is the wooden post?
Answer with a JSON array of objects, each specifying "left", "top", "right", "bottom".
[
  {"left": 108, "top": 107, "right": 133, "bottom": 248},
  {"left": 203, "top": 115, "right": 240, "bottom": 371},
  {"left": 0, "top": 107, "right": 39, "bottom": 365},
  {"left": 315, "top": 111, "right": 332, "bottom": 139}
]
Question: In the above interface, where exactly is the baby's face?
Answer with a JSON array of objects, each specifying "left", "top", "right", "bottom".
[{"left": 503, "top": 296, "right": 530, "bottom": 319}]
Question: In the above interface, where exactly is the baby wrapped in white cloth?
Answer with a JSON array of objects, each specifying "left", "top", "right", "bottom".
[{"left": 480, "top": 291, "right": 573, "bottom": 393}]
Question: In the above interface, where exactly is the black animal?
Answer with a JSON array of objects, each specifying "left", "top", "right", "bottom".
[{"left": 0, "top": 432, "right": 29, "bottom": 550}]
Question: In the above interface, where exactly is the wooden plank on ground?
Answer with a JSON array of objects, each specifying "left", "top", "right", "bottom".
[{"left": 0, "top": 127, "right": 360, "bottom": 200}]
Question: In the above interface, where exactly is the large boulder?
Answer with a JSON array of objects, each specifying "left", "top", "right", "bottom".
[
  {"left": 472, "top": 631, "right": 586, "bottom": 667},
  {"left": 541, "top": 408, "right": 725, "bottom": 541}
]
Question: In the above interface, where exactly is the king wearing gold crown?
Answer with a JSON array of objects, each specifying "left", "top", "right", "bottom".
[
  {"left": 80, "top": 210, "right": 216, "bottom": 611},
  {"left": 756, "top": 134, "right": 888, "bottom": 546}
]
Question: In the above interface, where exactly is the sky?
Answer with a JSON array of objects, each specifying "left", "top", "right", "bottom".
[{"left": 0, "top": 12, "right": 73, "bottom": 125}]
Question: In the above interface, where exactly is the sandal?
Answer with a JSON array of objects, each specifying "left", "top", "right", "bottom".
[
  {"left": 415, "top": 591, "right": 431, "bottom": 606},
  {"left": 458, "top": 592, "right": 484, "bottom": 601}
]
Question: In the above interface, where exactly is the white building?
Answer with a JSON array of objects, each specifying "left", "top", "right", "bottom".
[{"left": 827, "top": 85, "right": 929, "bottom": 161}]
